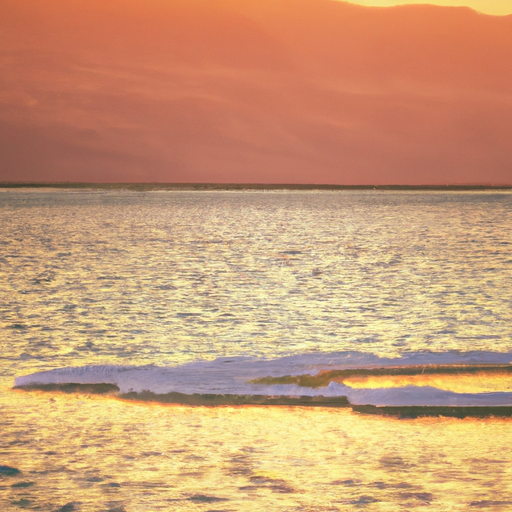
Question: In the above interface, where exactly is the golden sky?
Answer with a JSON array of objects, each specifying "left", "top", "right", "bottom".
[
  {"left": 1, "top": 0, "right": 511, "bottom": 185},
  {"left": 346, "top": 0, "right": 512, "bottom": 16}
]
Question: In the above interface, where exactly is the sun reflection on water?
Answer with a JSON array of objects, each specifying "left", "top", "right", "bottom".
[
  {"left": 2, "top": 385, "right": 512, "bottom": 511},
  {"left": 341, "top": 372, "right": 512, "bottom": 394}
]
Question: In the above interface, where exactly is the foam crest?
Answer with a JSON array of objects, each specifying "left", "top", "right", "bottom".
[{"left": 14, "top": 351, "right": 512, "bottom": 409}]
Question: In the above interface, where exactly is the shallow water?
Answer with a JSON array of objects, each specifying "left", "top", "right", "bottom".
[
  {"left": 2, "top": 189, "right": 512, "bottom": 510},
  {"left": 4, "top": 391, "right": 512, "bottom": 512}
]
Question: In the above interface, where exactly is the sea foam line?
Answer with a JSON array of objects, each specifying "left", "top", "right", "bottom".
[{"left": 13, "top": 351, "right": 512, "bottom": 410}]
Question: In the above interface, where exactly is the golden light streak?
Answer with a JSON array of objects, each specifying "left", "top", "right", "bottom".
[
  {"left": 339, "top": 372, "right": 512, "bottom": 393},
  {"left": 343, "top": 0, "right": 512, "bottom": 16}
]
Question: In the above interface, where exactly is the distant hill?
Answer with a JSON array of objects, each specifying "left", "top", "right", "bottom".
[{"left": 1, "top": 0, "right": 511, "bottom": 184}]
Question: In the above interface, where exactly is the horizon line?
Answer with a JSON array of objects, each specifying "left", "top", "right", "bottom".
[{"left": 1, "top": 182, "right": 512, "bottom": 191}]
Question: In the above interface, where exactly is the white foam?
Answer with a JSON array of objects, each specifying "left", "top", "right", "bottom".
[
  {"left": 15, "top": 351, "right": 512, "bottom": 407},
  {"left": 343, "top": 385, "right": 512, "bottom": 407}
]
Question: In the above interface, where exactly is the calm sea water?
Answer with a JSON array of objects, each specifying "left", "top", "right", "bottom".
[{"left": 2, "top": 189, "right": 512, "bottom": 511}]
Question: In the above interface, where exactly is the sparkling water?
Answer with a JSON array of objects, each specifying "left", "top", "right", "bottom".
[{"left": 2, "top": 189, "right": 512, "bottom": 511}]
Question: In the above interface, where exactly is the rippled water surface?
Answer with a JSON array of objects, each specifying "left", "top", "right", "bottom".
[{"left": 1, "top": 189, "right": 512, "bottom": 511}]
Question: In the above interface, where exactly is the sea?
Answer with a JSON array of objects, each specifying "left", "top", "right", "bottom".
[{"left": 1, "top": 188, "right": 512, "bottom": 511}]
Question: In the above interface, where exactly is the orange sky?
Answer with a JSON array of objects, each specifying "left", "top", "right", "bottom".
[
  {"left": 346, "top": 0, "right": 512, "bottom": 16},
  {"left": 1, "top": 0, "right": 511, "bottom": 185}
]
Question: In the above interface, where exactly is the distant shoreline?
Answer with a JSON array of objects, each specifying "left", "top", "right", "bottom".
[{"left": 1, "top": 183, "right": 511, "bottom": 191}]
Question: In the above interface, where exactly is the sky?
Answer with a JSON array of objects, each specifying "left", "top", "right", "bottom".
[
  {"left": 347, "top": 0, "right": 512, "bottom": 16},
  {"left": 1, "top": 0, "right": 511, "bottom": 185}
]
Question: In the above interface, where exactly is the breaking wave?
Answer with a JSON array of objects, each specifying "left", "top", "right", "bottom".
[{"left": 14, "top": 351, "right": 512, "bottom": 417}]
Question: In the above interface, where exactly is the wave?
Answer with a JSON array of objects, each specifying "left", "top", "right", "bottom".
[{"left": 14, "top": 351, "right": 512, "bottom": 416}]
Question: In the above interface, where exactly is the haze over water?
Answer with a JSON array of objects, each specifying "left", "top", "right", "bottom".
[{"left": 2, "top": 189, "right": 512, "bottom": 511}]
